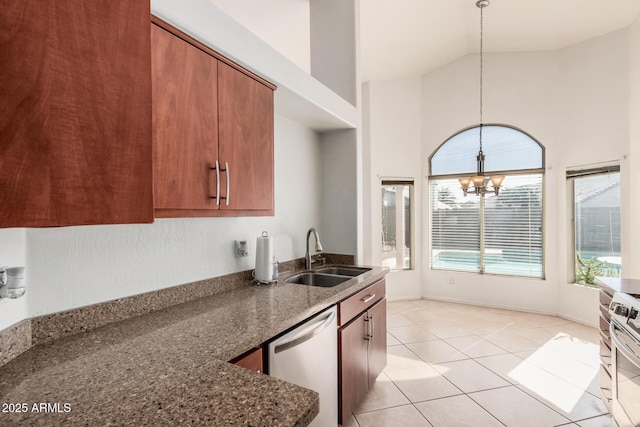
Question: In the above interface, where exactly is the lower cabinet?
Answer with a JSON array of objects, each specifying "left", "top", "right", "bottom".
[
  {"left": 338, "top": 280, "right": 387, "bottom": 424},
  {"left": 366, "top": 299, "right": 387, "bottom": 387},
  {"left": 339, "top": 311, "right": 370, "bottom": 421},
  {"left": 230, "top": 347, "right": 263, "bottom": 373}
]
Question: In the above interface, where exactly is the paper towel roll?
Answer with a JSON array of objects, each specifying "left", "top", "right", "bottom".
[{"left": 255, "top": 231, "right": 273, "bottom": 282}]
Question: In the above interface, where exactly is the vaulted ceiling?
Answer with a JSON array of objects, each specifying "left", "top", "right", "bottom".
[{"left": 209, "top": 0, "right": 640, "bottom": 82}]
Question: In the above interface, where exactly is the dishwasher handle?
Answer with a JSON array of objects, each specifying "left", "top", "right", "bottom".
[{"left": 274, "top": 309, "right": 336, "bottom": 354}]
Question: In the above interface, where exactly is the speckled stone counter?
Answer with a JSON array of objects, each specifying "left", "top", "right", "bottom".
[{"left": 0, "top": 265, "right": 387, "bottom": 426}]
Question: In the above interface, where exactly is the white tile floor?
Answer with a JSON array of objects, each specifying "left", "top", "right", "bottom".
[{"left": 344, "top": 299, "right": 611, "bottom": 427}]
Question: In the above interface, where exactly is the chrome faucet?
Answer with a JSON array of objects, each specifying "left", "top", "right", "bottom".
[{"left": 305, "top": 227, "right": 323, "bottom": 270}]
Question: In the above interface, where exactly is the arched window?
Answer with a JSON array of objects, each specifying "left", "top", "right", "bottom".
[{"left": 429, "top": 124, "right": 545, "bottom": 279}]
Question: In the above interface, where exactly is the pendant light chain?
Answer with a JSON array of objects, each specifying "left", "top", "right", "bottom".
[
  {"left": 459, "top": 0, "right": 504, "bottom": 197},
  {"left": 479, "top": 1, "right": 485, "bottom": 152}
]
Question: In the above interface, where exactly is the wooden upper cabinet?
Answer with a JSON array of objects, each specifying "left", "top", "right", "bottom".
[
  {"left": 218, "top": 62, "right": 274, "bottom": 212},
  {"left": 0, "top": 0, "right": 153, "bottom": 227},
  {"left": 151, "top": 24, "right": 219, "bottom": 210},
  {"left": 151, "top": 19, "right": 275, "bottom": 218}
]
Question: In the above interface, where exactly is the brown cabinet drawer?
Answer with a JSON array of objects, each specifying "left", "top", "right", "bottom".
[{"left": 338, "top": 279, "right": 386, "bottom": 327}]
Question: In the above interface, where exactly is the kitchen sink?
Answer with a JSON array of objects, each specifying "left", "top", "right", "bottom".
[
  {"left": 285, "top": 273, "right": 351, "bottom": 287},
  {"left": 316, "top": 267, "right": 371, "bottom": 277}
]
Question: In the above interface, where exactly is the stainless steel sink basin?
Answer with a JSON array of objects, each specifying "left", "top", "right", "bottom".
[
  {"left": 316, "top": 267, "right": 371, "bottom": 277},
  {"left": 285, "top": 273, "right": 350, "bottom": 287}
]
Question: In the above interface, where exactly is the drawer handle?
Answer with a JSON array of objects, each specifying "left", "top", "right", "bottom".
[{"left": 361, "top": 294, "right": 376, "bottom": 303}]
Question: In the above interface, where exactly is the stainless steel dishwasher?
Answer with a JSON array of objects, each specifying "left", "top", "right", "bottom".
[{"left": 267, "top": 306, "right": 338, "bottom": 427}]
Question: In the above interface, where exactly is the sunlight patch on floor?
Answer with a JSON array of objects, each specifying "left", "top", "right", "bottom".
[{"left": 509, "top": 333, "right": 599, "bottom": 413}]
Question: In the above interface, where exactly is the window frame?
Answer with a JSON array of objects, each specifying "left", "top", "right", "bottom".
[
  {"left": 566, "top": 164, "right": 621, "bottom": 286},
  {"left": 428, "top": 124, "right": 546, "bottom": 279},
  {"left": 381, "top": 179, "right": 415, "bottom": 271},
  {"left": 429, "top": 124, "right": 546, "bottom": 178}
]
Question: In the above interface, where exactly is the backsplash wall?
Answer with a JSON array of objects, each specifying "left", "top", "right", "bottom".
[{"left": 0, "top": 114, "right": 326, "bottom": 326}]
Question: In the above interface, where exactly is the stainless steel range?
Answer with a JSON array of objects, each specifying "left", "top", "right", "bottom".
[{"left": 609, "top": 292, "right": 640, "bottom": 427}]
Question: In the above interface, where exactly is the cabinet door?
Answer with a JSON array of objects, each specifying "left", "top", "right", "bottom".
[
  {"left": 151, "top": 24, "right": 219, "bottom": 210},
  {"left": 339, "top": 314, "right": 369, "bottom": 424},
  {"left": 0, "top": 0, "right": 152, "bottom": 227},
  {"left": 218, "top": 62, "right": 274, "bottom": 211},
  {"left": 231, "top": 347, "right": 263, "bottom": 373},
  {"left": 367, "top": 299, "right": 387, "bottom": 387}
]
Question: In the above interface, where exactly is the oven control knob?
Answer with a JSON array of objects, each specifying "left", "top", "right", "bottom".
[{"left": 615, "top": 305, "right": 630, "bottom": 317}]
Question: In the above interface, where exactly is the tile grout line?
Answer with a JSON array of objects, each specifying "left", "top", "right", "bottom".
[{"left": 371, "top": 301, "right": 610, "bottom": 427}]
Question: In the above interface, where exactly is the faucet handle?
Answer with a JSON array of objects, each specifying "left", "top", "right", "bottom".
[{"left": 311, "top": 254, "right": 326, "bottom": 267}]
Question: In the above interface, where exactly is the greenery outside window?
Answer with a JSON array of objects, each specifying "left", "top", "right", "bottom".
[
  {"left": 429, "top": 125, "right": 545, "bottom": 279},
  {"left": 567, "top": 166, "right": 621, "bottom": 286},
  {"left": 381, "top": 180, "right": 414, "bottom": 270}
]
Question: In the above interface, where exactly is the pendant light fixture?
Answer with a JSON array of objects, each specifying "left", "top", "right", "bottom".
[{"left": 459, "top": 0, "right": 505, "bottom": 196}]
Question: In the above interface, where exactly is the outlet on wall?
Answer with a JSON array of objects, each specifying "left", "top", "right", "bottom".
[
  {"left": 447, "top": 277, "right": 455, "bottom": 285},
  {"left": 235, "top": 240, "right": 248, "bottom": 258}
]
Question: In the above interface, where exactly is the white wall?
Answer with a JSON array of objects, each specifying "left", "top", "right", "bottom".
[
  {"left": 555, "top": 30, "right": 630, "bottom": 323},
  {"left": 310, "top": 0, "right": 358, "bottom": 106},
  {"left": 623, "top": 14, "right": 640, "bottom": 279},
  {"left": 364, "top": 29, "right": 633, "bottom": 322},
  {"left": 421, "top": 31, "right": 629, "bottom": 321},
  {"left": 362, "top": 78, "right": 423, "bottom": 300},
  {"left": 208, "top": 0, "right": 311, "bottom": 73},
  {"left": 422, "top": 50, "right": 560, "bottom": 315},
  {"left": 320, "top": 130, "right": 359, "bottom": 256},
  {"left": 0, "top": 115, "right": 323, "bottom": 321}
]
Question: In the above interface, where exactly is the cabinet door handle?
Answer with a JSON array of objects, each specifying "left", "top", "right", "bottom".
[
  {"left": 210, "top": 160, "right": 220, "bottom": 205},
  {"left": 220, "top": 162, "right": 230, "bottom": 206},
  {"left": 370, "top": 313, "right": 375, "bottom": 339},
  {"left": 361, "top": 294, "right": 376, "bottom": 303},
  {"left": 364, "top": 314, "right": 371, "bottom": 341}
]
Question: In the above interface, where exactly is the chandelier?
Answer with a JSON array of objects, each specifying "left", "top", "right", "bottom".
[{"left": 459, "top": 0, "right": 504, "bottom": 196}]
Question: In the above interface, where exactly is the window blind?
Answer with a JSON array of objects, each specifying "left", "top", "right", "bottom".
[
  {"left": 430, "top": 179, "right": 481, "bottom": 272},
  {"left": 430, "top": 174, "right": 544, "bottom": 278}
]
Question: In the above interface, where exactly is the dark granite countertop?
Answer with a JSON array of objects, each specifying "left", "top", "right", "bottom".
[{"left": 0, "top": 265, "right": 387, "bottom": 426}]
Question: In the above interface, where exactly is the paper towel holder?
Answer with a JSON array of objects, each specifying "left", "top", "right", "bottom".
[{"left": 253, "top": 231, "right": 278, "bottom": 285}]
